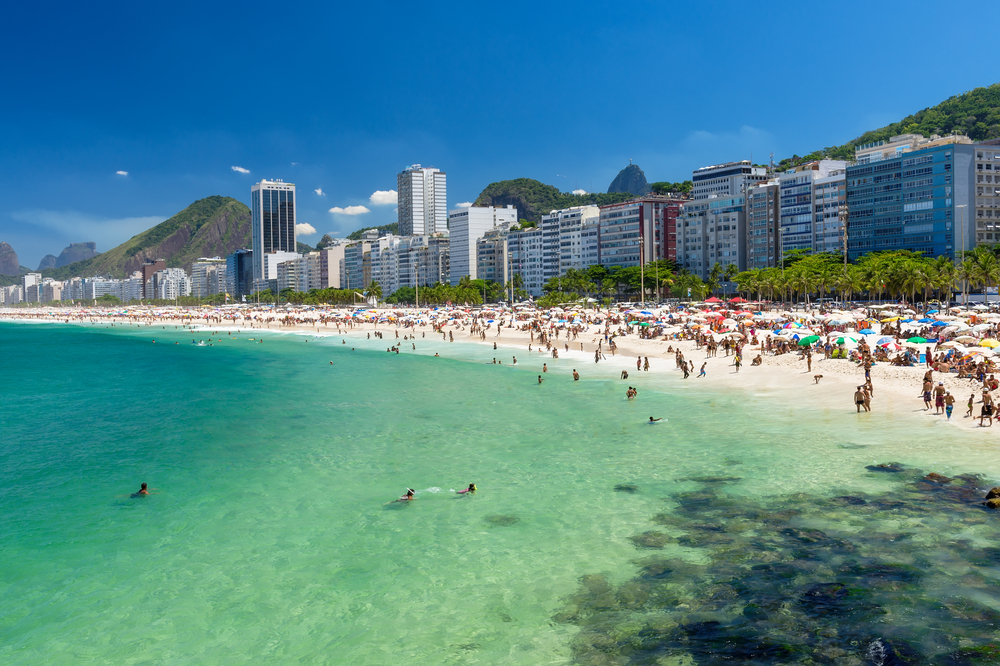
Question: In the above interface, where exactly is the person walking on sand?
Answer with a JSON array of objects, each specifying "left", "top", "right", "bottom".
[
  {"left": 734, "top": 355, "right": 742, "bottom": 373},
  {"left": 806, "top": 350, "right": 812, "bottom": 372},
  {"left": 921, "top": 378, "right": 933, "bottom": 411},
  {"left": 967, "top": 393, "right": 976, "bottom": 418},
  {"left": 698, "top": 362, "right": 707, "bottom": 378},
  {"left": 934, "top": 382, "right": 946, "bottom": 415},
  {"left": 981, "top": 390, "right": 995, "bottom": 427},
  {"left": 945, "top": 391, "right": 955, "bottom": 420}
]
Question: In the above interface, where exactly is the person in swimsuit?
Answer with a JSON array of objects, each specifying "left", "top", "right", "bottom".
[
  {"left": 855, "top": 387, "right": 866, "bottom": 413},
  {"left": 399, "top": 488, "right": 416, "bottom": 501},
  {"left": 649, "top": 417, "right": 663, "bottom": 423},
  {"left": 944, "top": 391, "right": 955, "bottom": 420},
  {"left": 457, "top": 483, "right": 477, "bottom": 494},
  {"left": 131, "top": 482, "right": 151, "bottom": 498}
]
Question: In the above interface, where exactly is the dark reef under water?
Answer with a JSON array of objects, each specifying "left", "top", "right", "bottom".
[{"left": 555, "top": 465, "right": 1000, "bottom": 665}]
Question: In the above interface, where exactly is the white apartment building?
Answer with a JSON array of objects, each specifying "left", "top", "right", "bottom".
[
  {"left": 191, "top": 257, "right": 228, "bottom": 298},
  {"left": 254, "top": 250, "right": 299, "bottom": 293},
  {"left": 448, "top": 205, "right": 518, "bottom": 285},
  {"left": 676, "top": 195, "right": 747, "bottom": 281},
  {"left": 692, "top": 161, "right": 767, "bottom": 201},
  {"left": 0, "top": 285, "right": 23, "bottom": 305},
  {"left": 319, "top": 241, "right": 349, "bottom": 289},
  {"left": 397, "top": 165, "right": 447, "bottom": 236},
  {"left": 151, "top": 268, "right": 191, "bottom": 299},
  {"left": 22, "top": 273, "right": 41, "bottom": 303},
  {"left": 546, "top": 206, "right": 601, "bottom": 275},
  {"left": 777, "top": 160, "right": 847, "bottom": 256},
  {"left": 277, "top": 252, "right": 323, "bottom": 293}
]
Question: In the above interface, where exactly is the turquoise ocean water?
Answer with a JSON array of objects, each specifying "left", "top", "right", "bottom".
[{"left": 3, "top": 321, "right": 1000, "bottom": 664}]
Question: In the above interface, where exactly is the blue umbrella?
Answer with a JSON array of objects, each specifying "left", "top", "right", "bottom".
[
  {"left": 901, "top": 318, "right": 914, "bottom": 323},
  {"left": 640, "top": 310, "right": 653, "bottom": 315},
  {"left": 859, "top": 328, "right": 876, "bottom": 334},
  {"left": 927, "top": 309, "right": 939, "bottom": 314},
  {"left": 876, "top": 336, "right": 893, "bottom": 345},
  {"left": 918, "top": 318, "right": 934, "bottom": 323},
  {"left": 931, "top": 321, "right": 948, "bottom": 327}
]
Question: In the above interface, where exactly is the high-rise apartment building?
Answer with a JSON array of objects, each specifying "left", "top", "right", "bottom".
[
  {"left": 746, "top": 181, "right": 780, "bottom": 269},
  {"left": 846, "top": 140, "right": 976, "bottom": 260},
  {"left": 597, "top": 197, "right": 685, "bottom": 269},
  {"left": 226, "top": 249, "right": 254, "bottom": 299},
  {"left": 397, "top": 165, "right": 447, "bottom": 236},
  {"left": 191, "top": 257, "right": 228, "bottom": 298},
  {"left": 776, "top": 160, "right": 847, "bottom": 256},
  {"left": 251, "top": 179, "right": 297, "bottom": 285},
  {"left": 448, "top": 205, "right": 518, "bottom": 285},
  {"left": 675, "top": 195, "right": 746, "bottom": 280},
  {"left": 692, "top": 161, "right": 767, "bottom": 201}
]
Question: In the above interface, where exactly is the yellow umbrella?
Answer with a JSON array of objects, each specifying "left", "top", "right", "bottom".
[
  {"left": 980, "top": 339, "right": 1000, "bottom": 348},
  {"left": 880, "top": 316, "right": 901, "bottom": 323}
]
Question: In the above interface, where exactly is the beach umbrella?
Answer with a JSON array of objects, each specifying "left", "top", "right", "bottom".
[
  {"left": 931, "top": 321, "right": 948, "bottom": 327},
  {"left": 954, "top": 335, "right": 977, "bottom": 343},
  {"left": 798, "top": 335, "right": 820, "bottom": 346},
  {"left": 917, "top": 318, "right": 934, "bottom": 323},
  {"left": 836, "top": 336, "right": 860, "bottom": 345},
  {"left": 859, "top": 328, "right": 876, "bottom": 334},
  {"left": 981, "top": 339, "right": 1000, "bottom": 348},
  {"left": 906, "top": 337, "right": 928, "bottom": 344},
  {"left": 876, "top": 336, "right": 894, "bottom": 345},
  {"left": 881, "top": 316, "right": 901, "bottom": 323}
]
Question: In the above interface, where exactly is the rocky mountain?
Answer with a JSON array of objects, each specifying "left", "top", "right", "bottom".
[
  {"left": 37, "top": 255, "right": 58, "bottom": 271},
  {"left": 474, "top": 179, "right": 632, "bottom": 223},
  {"left": 0, "top": 242, "right": 21, "bottom": 275},
  {"left": 608, "top": 164, "right": 651, "bottom": 196},
  {"left": 56, "top": 242, "right": 98, "bottom": 267},
  {"left": 42, "top": 196, "right": 251, "bottom": 280}
]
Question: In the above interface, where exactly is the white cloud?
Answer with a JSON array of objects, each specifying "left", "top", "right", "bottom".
[
  {"left": 328, "top": 205, "right": 370, "bottom": 216},
  {"left": 116, "top": 170, "right": 128, "bottom": 176},
  {"left": 295, "top": 223, "right": 317, "bottom": 236},
  {"left": 314, "top": 188, "right": 325, "bottom": 196},
  {"left": 456, "top": 201, "right": 473, "bottom": 208},
  {"left": 572, "top": 189, "right": 587, "bottom": 195},
  {"left": 369, "top": 190, "right": 398, "bottom": 205},
  {"left": 231, "top": 166, "right": 250, "bottom": 174},
  {"left": 291, "top": 162, "right": 299, "bottom": 166}
]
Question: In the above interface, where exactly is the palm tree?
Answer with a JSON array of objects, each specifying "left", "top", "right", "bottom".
[
  {"left": 707, "top": 263, "right": 723, "bottom": 297},
  {"left": 723, "top": 263, "right": 738, "bottom": 300},
  {"left": 932, "top": 256, "right": 957, "bottom": 304},
  {"left": 367, "top": 280, "right": 383, "bottom": 304}
]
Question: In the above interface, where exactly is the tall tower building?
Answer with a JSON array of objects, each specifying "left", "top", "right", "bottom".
[
  {"left": 397, "top": 165, "right": 447, "bottom": 236},
  {"left": 251, "top": 179, "right": 297, "bottom": 284}
]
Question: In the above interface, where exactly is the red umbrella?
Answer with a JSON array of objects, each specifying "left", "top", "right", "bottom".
[{"left": 705, "top": 296, "right": 722, "bottom": 303}]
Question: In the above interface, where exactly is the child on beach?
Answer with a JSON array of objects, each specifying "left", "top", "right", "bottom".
[{"left": 967, "top": 393, "right": 975, "bottom": 418}]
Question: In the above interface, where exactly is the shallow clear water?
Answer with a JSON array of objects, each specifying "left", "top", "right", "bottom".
[{"left": 2, "top": 321, "right": 1000, "bottom": 664}]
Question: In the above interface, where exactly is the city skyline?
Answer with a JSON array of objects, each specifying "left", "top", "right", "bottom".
[{"left": 3, "top": 1, "right": 1000, "bottom": 268}]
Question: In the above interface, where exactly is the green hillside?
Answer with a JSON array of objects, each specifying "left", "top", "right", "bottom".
[
  {"left": 473, "top": 179, "right": 633, "bottom": 222},
  {"left": 42, "top": 196, "right": 251, "bottom": 280},
  {"left": 346, "top": 223, "right": 399, "bottom": 240},
  {"left": 778, "top": 82, "right": 1000, "bottom": 170}
]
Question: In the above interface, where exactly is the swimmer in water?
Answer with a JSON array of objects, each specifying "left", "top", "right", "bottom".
[
  {"left": 649, "top": 417, "right": 663, "bottom": 423},
  {"left": 457, "top": 483, "right": 477, "bottom": 494},
  {"left": 399, "top": 488, "right": 416, "bottom": 501},
  {"left": 131, "top": 482, "right": 151, "bottom": 498}
]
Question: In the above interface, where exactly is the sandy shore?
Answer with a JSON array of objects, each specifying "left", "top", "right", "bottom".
[{"left": 3, "top": 308, "right": 997, "bottom": 435}]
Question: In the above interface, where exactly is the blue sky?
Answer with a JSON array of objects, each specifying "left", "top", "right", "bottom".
[{"left": 2, "top": 0, "right": 999, "bottom": 268}]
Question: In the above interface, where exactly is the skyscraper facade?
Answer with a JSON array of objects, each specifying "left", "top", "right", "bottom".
[
  {"left": 397, "top": 165, "right": 447, "bottom": 236},
  {"left": 251, "top": 179, "right": 297, "bottom": 284},
  {"left": 447, "top": 205, "right": 517, "bottom": 285}
]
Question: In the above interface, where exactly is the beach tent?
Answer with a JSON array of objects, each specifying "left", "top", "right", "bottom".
[{"left": 704, "top": 297, "right": 722, "bottom": 303}]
